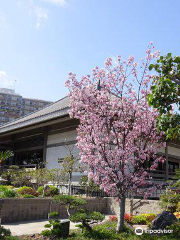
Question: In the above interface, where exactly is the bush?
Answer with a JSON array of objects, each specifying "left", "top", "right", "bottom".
[
  {"left": 17, "top": 186, "right": 38, "bottom": 197},
  {"left": 0, "top": 186, "right": 8, "bottom": 192},
  {"left": 54, "top": 194, "right": 86, "bottom": 209},
  {"left": 41, "top": 229, "right": 51, "bottom": 237},
  {"left": 0, "top": 226, "right": 11, "bottom": 240},
  {"left": 3, "top": 189, "right": 16, "bottom": 198},
  {"left": 109, "top": 215, "right": 118, "bottom": 222},
  {"left": 131, "top": 213, "right": 156, "bottom": 225},
  {"left": 0, "top": 186, "right": 16, "bottom": 198},
  {"left": 167, "top": 222, "right": 180, "bottom": 238},
  {"left": 4, "top": 237, "right": 20, "bottom": 240},
  {"left": 69, "top": 209, "right": 105, "bottom": 232},
  {"left": 49, "top": 211, "right": 59, "bottom": 218},
  {"left": 160, "top": 189, "right": 180, "bottom": 212},
  {"left": 124, "top": 213, "right": 133, "bottom": 223},
  {"left": 41, "top": 212, "right": 62, "bottom": 239},
  {"left": 20, "top": 194, "right": 35, "bottom": 198},
  {"left": 132, "top": 215, "right": 147, "bottom": 225},
  {"left": 38, "top": 185, "right": 58, "bottom": 197}
]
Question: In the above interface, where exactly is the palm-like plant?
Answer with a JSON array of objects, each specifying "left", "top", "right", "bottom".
[{"left": 0, "top": 151, "right": 13, "bottom": 174}]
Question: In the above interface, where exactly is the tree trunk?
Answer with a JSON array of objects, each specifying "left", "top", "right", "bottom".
[
  {"left": 68, "top": 173, "right": 72, "bottom": 195},
  {"left": 130, "top": 198, "right": 133, "bottom": 216},
  {"left": 116, "top": 196, "right": 126, "bottom": 233},
  {"left": 0, "top": 160, "right": 3, "bottom": 176}
]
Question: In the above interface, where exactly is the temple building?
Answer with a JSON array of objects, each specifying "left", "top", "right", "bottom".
[{"left": 0, "top": 96, "right": 179, "bottom": 183}]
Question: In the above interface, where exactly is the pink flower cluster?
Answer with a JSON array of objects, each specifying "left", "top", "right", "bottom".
[{"left": 66, "top": 42, "right": 165, "bottom": 199}]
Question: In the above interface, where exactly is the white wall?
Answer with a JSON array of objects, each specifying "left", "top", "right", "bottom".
[
  {"left": 46, "top": 130, "right": 84, "bottom": 183},
  {"left": 159, "top": 146, "right": 180, "bottom": 158},
  {"left": 47, "top": 130, "right": 77, "bottom": 145}
]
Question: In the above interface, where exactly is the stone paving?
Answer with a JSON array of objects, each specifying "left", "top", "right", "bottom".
[
  {"left": 2, "top": 216, "right": 110, "bottom": 236},
  {"left": 2, "top": 219, "right": 77, "bottom": 236}
]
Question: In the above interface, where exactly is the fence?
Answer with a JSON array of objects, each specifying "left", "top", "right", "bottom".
[{"left": 58, "top": 184, "right": 166, "bottom": 199}]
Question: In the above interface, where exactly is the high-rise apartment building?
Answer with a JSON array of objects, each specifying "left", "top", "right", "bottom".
[{"left": 0, "top": 88, "right": 52, "bottom": 125}]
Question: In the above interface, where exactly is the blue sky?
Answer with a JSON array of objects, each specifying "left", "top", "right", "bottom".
[{"left": 0, "top": 0, "right": 179, "bottom": 102}]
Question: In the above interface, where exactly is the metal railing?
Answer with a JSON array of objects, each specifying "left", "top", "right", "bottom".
[{"left": 58, "top": 184, "right": 166, "bottom": 199}]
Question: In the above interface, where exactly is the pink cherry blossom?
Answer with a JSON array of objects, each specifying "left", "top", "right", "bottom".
[{"left": 66, "top": 42, "right": 165, "bottom": 231}]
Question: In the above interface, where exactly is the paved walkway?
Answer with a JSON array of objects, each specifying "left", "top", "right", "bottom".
[
  {"left": 2, "top": 216, "right": 110, "bottom": 236},
  {"left": 2, "top": 219, "right": 78, "bottom": 236}
]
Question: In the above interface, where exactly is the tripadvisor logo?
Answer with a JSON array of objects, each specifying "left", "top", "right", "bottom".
[
  {"left": 135, "top": 227, "right": 143, "bottom": 235},
  {"left": 135, "top": 227, "right": 173, "bottom": 235}
]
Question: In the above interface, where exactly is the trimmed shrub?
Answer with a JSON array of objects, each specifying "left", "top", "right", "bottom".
[
  {"left": 17, "top": 186, "right": 38, "bottom": 197},
  {"left": 160, "top": 189, "right": 180, "bottom": 212},
  {"left": 69, "top": 209, "right": 105, "bottom": 232},
  {"left": 20, "top": 194, "right": 35, "bottom": 198},
  {"left": 41, "top": 229, "right": 51, "bottom": 237},
  {"left": 0, "top": 186, "right": 16, "bottom": 198},
  {"left": 109, "top": 215, "right": 118, "bottom": 222},
  {"left": 0, "top": 226, "right": 11, "bottom": 240},
  {"left": 38, "top": 185, "right": 58, "bottom": 197},
  {"left": 131, "top": 213, "right": 156, "bottom": 225},
  {"left": 0, "top": 186, "right": 8, "bottom": 192},
  {"left": 3, "top": 189, "right": 16, "bottom": 198}
]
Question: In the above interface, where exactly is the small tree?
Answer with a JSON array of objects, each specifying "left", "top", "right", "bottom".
[
  {"left": 54, "top": 194, "right": 86, "bottom": 216},
  {"left": 80, "top": 176, "right": 100, "bottom": 196},
  {"left": 59, "top": 144, "right": 86, "bottom": 195},
  {"left": 148, "top": 53, "right": 180, "bottom": 140},
  {"left": 0, "top": 151, "right": 13, "bottom": 174},
  {"left": 54, "top": 194, "right": 104, "bottom": 233},
  {"left": 66, "top": 42, "right": 166, "bottom": 232},
  {"left": 2, "top": 165, "right": 19, "bottom": 185},
  {"left": 11, "top": 168, "right": 34, "bottom": 187},
  {"left": 69, "top": 209, "right": 104, "bottom": 232},
  {"left": 60, "top": 155, "right": 80, "bottom": 195}
]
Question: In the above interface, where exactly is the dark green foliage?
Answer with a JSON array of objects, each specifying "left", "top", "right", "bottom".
[
  {"left": 49, "top": 211, "right": 59, "bottom": 218},
  {"left": 41, "top": 229, "right": 51, "bottom": 237},
  {"left": 167, "top": 222, "right": 180, "bottom": 238},
  {"left": 160, "top": 189, "right": 180, "bottom": 212},
  {"left": 148, "top": 53, "right": 180, "bottom": 140},
  {"left": 54, "top": 194, "right": 86, "bottom": 212},
  {"left": 0, "top": 226, "right": 11, "bottom": 240},
  {"left": 73, "top": 221, "right": 134, "bottom": 239},
  {"left": 1, "top": 165, "right": 19, "bottom": 185},
  {"left": 41, "top": 212, "right": 63, "bottom": 239},
  {"left": 69, "top": 209, "right": 105, "bottom": 232},
  {"left": 37, "top": 185, "right": 58, "bottom": 197}
]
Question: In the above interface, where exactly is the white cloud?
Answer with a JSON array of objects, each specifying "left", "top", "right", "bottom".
[
  {"left": 18, "top": 0, "right": 48, "bottom": 29},
  {"left": 42, "top": 0, "right": 67, "bottom": 6},
  {"left": 0, "top": 71, "right": 14, "bottom": 88},
  {"left": 17, "top": 0, "right": 67, "bottom": 29},
  {"left": 34, "top": 6, "right": 48, "bottom": 29}
]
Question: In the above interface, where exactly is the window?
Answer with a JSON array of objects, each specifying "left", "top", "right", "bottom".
[{"left": 168, "top": 161, "right": 179, "bottom": 173}]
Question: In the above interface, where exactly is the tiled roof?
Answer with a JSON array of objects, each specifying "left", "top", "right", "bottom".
[{"left": 0, "top": 96, "right": 70, "bottom": 134}]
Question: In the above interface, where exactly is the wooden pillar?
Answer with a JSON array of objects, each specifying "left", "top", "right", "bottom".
[
  {"left": 43, "top": 129, "right": 48, "bottom": 166},
  {"left": 165, "top": 143, "right": 169, "bottom": 181}
]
